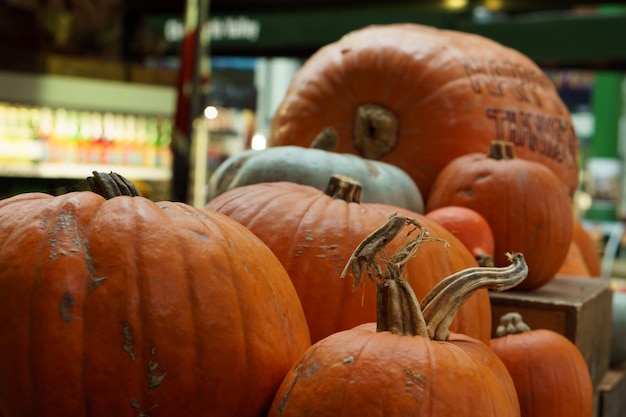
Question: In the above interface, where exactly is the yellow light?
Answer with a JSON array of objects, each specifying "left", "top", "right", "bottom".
[
  {"left": 483, "top": 0, "right": 503, "bottom": 11},
  {"left": 444, "top": 0, "right": 468, "bottom": 10}
]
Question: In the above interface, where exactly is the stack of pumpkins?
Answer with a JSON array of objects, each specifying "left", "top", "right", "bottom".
[{"left": 0, "top": 23, "right": 599, "bottom": 417}]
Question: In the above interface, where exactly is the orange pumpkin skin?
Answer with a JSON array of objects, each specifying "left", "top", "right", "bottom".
[
  {"left": 490, "top": 327, "right": 594, "bottom": 417},
  {"left": 425, "top": 144, "right": 573, "bottom": 290},
  {"left": 426, "top": 205, "right": 495, "bottom": 267},
  {"left": 572, "top": 217, "right": 602, "bottom": 277},
  {"left": 558, "top": 240, "right": 593, "bottom": 277},
  {"left": 270, "top": 324, "right": 520, "bottom": 417},
  {"left": 0, "top": 191, "right": 311, "bottom": 417},
  {"left": 205, "top": 181, "right": 492, "bottom": 344},
  {"left": 269, "top": 23, "right": 579, "bottom": 201}
]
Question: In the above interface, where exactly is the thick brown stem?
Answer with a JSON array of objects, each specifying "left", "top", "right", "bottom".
[
  {"left": 476, "top": 253, "right": 495, "bottom": 267},
  {"left": 495, "top": 312, "right": 531, "bottom": 338},
  {"left": 421, "top": 253, "right": 527, "bottom": 341},
  {"left": 325, "top": 174, "right": 362, "bottom": 203},
  {"left": 376, "top": 278, "right": 428, "bottom": 337},
  {"left": 353, "top": 104, "right": 398, "bottom": 159},
  {"left": 310, "top": 127, "right": 339, "bottom": 151},
  {"left": 88, "top": 171, "right": 141, "bottom": 199},
  {"left": 487, "top": 140, "right": 515, "bottom": 160}
]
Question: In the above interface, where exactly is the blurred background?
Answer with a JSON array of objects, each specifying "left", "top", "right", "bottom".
[{"left": 0, "top": 1, "right": 625, "bottom": 268}]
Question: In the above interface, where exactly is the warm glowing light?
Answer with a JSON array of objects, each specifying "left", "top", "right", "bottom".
[
  {"left": 444, "top": 0, "right": 468, "bottom": 10},
  {"left": 251, "top": 133, "right": 267, "bottom": 150},
  {"left": 203, "top": 106, "right": 218, "bottom": 119},
  {"left": 483, "top": 0, "right": 503, "bottom": 10}
]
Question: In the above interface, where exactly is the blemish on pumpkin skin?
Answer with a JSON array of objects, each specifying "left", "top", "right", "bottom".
[
  {"left": 59, "top": 291, "right": 75, "bottom": 323},
  {"left": 121, "top": 321, "right": 136, "bottom": 361},
  {"left": 404, "top": 369, "right": 426, "bottom": 402},
  {"left": 456, "top": 187, "right": 473, "bottom": 198},
  {"left": 135, "top": 402, "right": 159, "bottom": 417},
  {"left": 147, "top": 347, "right": 167, "bottom": 390},
  {"left": 276, "top": 363, "right": 303, "bottom": 415},
  {"left": 48, "top": 209, "right": 106, "bottom": 288}
]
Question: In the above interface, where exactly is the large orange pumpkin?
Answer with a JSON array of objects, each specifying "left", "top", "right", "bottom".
[
  {"left": 0, "top": 172, "right": 311, "bottom": 417},
  {"left": 490, "top": 312, "right": 594, "bottom": 417},
  {"left": 206, "top": 174, "right": 492, "bottom": 344},
  {"left": 269, "top": 23, "right": 579, "bottom": 201},
  {"left": 426, "top": 141, "right": 573, "bottom": 290},
  {"left": 268, "top": 218, "right": 528, "bottom": 417}
]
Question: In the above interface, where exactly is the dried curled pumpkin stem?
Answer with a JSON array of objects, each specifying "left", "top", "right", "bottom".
[
  {"left": 495, "top": 312, "right": 532, "bottom": 337},
  {"left": 421, "top": 253, "right": 528, "bottom": 341},
  {"left": 87, "top": 171, "right": 141, "bottom": 199},
  {"left": 342, "top": 214, "right": 528, "bottom": 341},
  {"left": 341, "top": 212, "right": 447, "bottom": 337}
]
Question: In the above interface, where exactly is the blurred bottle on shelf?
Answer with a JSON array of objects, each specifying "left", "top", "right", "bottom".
[{"left": 0, "top": 101, "right": 173, "bottom": 171}]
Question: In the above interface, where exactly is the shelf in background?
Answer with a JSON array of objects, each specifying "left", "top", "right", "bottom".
[{"left": 0, "top": 162, "right": 172, "bottom": 182}]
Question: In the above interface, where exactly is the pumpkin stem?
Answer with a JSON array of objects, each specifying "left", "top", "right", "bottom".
[
  {"left": 476, "top": 253, "right": 495, "bottom": 267},
  {"left": 325, "top": 174, "right": 362, "bottom": 203},
  {"left": 353, "top": 103, "right": 398, "bottom": 159},
  {"left": 310, "top": 127, "right": 339, "bottom": 151},
  {"left": 342, "top": 214, "right": 528, "bottom": 341},
  {"left": 421, "top": 252, "right": 528, "bottom": 341},
  {"left": 495, "top": 312, "right": 532, "bottom": 337},
  {"left": 341, "top": 213, "right": 447, "bottom": 338},
  {"left": 487, "top": 140, "right": 515, "bottom": 160},
  {"left": 87, "top": 171, "right": 141, "bottom": 199}
]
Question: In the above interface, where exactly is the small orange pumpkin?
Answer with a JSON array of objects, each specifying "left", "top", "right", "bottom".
[
  {"left": 426, "top": 140, "right": 573, "bottom": 290},
  {"left": 490, "top": 312, "right": 594, "bottom": 417},
  {"left": 425, "top": 205, "right": 495, "bottom": 267},
  {"left": 572, "top": 217, "right": 602, "bottom": 277},
  {"left": 558, "top": 240, "right": 592, "bottom": 277}
]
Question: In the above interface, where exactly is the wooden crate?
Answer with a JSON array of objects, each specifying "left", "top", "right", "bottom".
[
  {"left": 490, "top": 275, "right": 613, "bottom": 389},
  {"left": 597, "top": 366, "right": 626, "bottom": 417}
]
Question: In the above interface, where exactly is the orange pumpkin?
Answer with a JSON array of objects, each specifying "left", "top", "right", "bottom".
[
  {"left": 572, "top": 217, "right": 602, "bottom": 277},
  {"left": 269, "top": 23, "right": 579, "bottom": 201},
  {"left": 268, "top": 217, "right": 527, "bottom": 417},
  {"left": 558, "top": 240, "right": 592, "bottom": 277},
  {"left": 206, "top": 174, "right": 492, "bottom": 344},
  {"left": 0, "top": 172, "right": 311, "bottom": 417},
  {"left": 426, "top": 140, "right": 573, "bottom": 290},
  {"left": 490, "top": 312, "right": 594, "bottom": 417},
  {"left": 425, "top": 205, "right": 495, "bottom": 267}
]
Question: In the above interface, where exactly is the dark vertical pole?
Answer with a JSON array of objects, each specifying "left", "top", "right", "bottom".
[{"left": 171, "top": 0, "right": 209, "bottom": 203}]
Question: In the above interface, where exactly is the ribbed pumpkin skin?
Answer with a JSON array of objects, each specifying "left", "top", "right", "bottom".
[
  {"left": 270, "top": 324, "right": 520, "bottom": 417},
  {"left": 269, "top": 23, "right": 579, "bottom": 201},
  {"left": 426, "top": 152, "right": 573, "bottom": 290},
  {"left": 207, "top": 146, "right": 424, "bottom": 213},
  {"left": 0, "top": 192, "right": 311, "bottom": 417},
  {"left": 490, "top": 329, "right": 594, "bottom": 417},
  {"left": 205, "top": 181, "right": 492, "bottom": 344}
]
